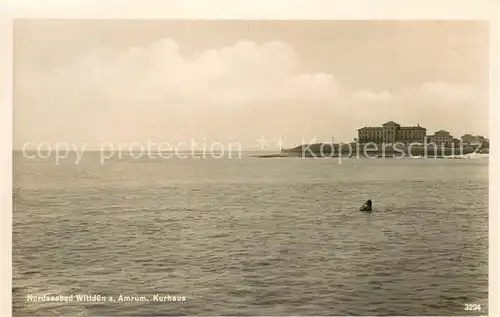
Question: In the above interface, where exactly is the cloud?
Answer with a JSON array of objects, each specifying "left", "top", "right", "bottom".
[
  {"left": 353, "top": 82, "right": 478, "bottom": 104},
  {"left": 16, "top": 39, "right": 342, "bottom": 147},
  {"left": 15, "top": 39, "right": 486, "bottom": 148},
  {"left": 23, "top": 39, "right": 338, "bottom": 104},
  {"left": 352, "top": 90, "right": 392, "bottom": 101}
]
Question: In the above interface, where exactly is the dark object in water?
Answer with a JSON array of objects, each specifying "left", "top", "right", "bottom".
[{"left": 360, "top": 199, "right": 372, "bottom": 212}]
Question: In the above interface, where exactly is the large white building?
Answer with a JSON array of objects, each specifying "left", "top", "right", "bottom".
[{"left": 357, "top": 121, "right": 426, "bottom": 144}]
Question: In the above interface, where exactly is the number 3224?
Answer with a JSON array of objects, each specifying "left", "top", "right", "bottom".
[{"left": 464, "top": 304, "right": 481, "bottom": 311}]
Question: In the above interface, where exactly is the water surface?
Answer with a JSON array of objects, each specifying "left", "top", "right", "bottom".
[{"left": 13, "top": 153, "right": 489, "bottom": 316}]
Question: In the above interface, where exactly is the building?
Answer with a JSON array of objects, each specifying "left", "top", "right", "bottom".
[
  {"left": 461, "top": 134, "right": 485, "bottom": 145},
  {"left": 483, "top": 138, "right": 490, "bottom": 149},
  {"left": 426, "top": 130, "right": 454, "bottom": 146},
  {"left": 461, "top": 134, "right": 475, "bottom": 144},
  {"left": 357, "top": 121, "right": 427, "bottom": 144}
]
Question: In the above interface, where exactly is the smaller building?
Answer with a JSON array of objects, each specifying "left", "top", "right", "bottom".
[
  {"left": 474, "top": 135, "right": 485, "bottom": 144},
  {"left": 483, "top": 138, "right": 490, "bottom": 149},
  {"left": 461, "top": 134, "right": 475, "bottom": 144},
  {"left": 461, "top": 134, "right": 486, "bottom": 145},
  {"left": 427, "top": 130, "right": 454, "bottom": 146}
]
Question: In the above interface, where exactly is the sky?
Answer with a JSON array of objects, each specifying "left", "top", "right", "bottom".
[{"left": 13, "top": 20, "right": 489, "bottom": 150}]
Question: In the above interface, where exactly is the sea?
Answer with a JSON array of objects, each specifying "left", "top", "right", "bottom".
[{"left": 12, "top": 152, "right": 489, "bottom": 316}]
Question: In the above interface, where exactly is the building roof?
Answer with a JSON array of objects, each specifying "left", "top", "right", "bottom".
[
  {"left": 357, "top": 127, "right": 383, "bottom": 131},
  {"left": 398, "top": 126, "right": 426, "bottom": 130},
  {"left": 382, "top": 121, "right": 400, "bottom": 126},
  {"left": 357, "top": 122, "right": 427, "bottom": 132},
  {"left": 435, "top": 130, "right": 450, "bottom": 135}
]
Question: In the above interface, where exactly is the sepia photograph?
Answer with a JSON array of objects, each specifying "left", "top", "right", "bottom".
[{"left": 12, "top": 17, "right": 490, "bottom": 316}]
